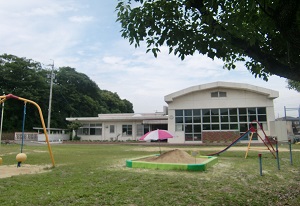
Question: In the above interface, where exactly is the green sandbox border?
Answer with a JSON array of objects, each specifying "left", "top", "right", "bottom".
[{"left": 126, "top": 155, "right": 218, "bottom": 171}]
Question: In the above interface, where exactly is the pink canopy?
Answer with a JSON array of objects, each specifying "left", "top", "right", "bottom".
[{"left": 139, "top": 129, "right": 174, "bottom": 141}]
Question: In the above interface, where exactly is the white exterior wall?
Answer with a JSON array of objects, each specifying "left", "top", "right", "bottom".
[
  {"left": 269, "top": 121, "right": 289, "bottom": 142},
  {"left": 166, "top": 82, "right": 278, "bottom": 144},
  {"left": 38, "top": 133, "right": 69, "bottom": 142},
  {"left": 79, "top": 121, "right": 144, "bottom": 141}
]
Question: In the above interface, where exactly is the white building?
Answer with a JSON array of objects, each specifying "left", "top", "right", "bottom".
[
  {"left": 66, "top": 113, "right": 168, "bottom": 141},
  {"left": 66, "top": 81, "right": 283, "bottom": 143}
]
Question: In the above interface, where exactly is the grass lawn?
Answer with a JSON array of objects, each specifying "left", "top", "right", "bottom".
[{"left": 0, "top": 143, "right": 299, "bottom": 206}]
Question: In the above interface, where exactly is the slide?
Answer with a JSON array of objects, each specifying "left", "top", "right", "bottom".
[{"left": 207, "top": 129, "right": 253, "bottom": 156}]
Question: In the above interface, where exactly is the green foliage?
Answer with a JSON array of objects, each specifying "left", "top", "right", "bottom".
[
  {"left": 0, "top": 54, "right": 134, "bottom": 132},
  {"left": 287, "top": 79, "right": 300, "bottom": 92},
  {"left": 116, "top": 0, "right": 300, "bottom": 81}
]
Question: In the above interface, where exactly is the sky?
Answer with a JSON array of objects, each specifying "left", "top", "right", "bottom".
[{"left": 0, "top": 0, "right": 299, "bottom": 117}]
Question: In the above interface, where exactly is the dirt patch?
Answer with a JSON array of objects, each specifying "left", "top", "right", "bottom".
[
  {"left": 135, "top": 149, "right": 208, "bottom": 164},
  {"left": 0, "top": 164, "right": 50, "bottom": 179}
]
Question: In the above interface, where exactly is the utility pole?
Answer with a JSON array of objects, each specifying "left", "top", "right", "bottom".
[
  {"left": 0, "top": 96, "right": 4, "bottom": 147},
  {"left": 47, "top": 60, "right": 55, "bottom": 134}
]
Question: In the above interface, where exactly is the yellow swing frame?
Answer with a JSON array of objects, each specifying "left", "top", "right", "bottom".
[{"left": 0, "top": 94, "right": 55, "bottom": 167}]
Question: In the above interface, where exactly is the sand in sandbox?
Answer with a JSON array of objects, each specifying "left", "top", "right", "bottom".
[
  {"left": 136, "top": 149, "right": 208, "bottom": 164},
  {"left": 0, "top": 164, "right": 50, "bottom": 179}
]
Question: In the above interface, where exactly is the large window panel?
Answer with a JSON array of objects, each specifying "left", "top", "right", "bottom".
[
  {"left": 220, "top": 116, "right": 229, "bottom": 122},
  {"left": 176, "top": 117, "right": 183, "bottom": 123},
  {"left": 203, "top": 116, "right": 210, "bottom": 123},
  {"left": 248, "top": 108, "right": 256, "bottom": 114},
  {"left": 185, "top": 125, "right": 193, "bottom": 133},
  {"left": 193, "top": 109, "right": 201, "bottom": 116},
  {"left": 258, "top": 115, "right": 267, "bottom": 122},
  {"left": 174, "top": 107, "right": 267, "bottom": 142},
  {"left": 184, "top": 109, "right": 193, "bottom": 116},
  {"left": 175, "top": 110, "right": 183, "bottom": 116},
  {"left": 239, "top": 115, "right": 247, "bottom": 122},
  {"left": 220, "top": 108, "right": 228, "bottom": 115},
  {"left": 230, "top": 116, "right": 238, "bottom": 122},
  {"left": 194, "top": 125, "right": 201, "bottom": 132},
  {"left": 257, "top": 107, "right": 266, "bottom": 114},
  {"left": 185, "top": 117, "right": 193, "bottom": 123},
  {"left": 193, "top": 116, "right": 201, "bottom": 123},
  {"left": 221, "top": 124, "right": 229, "bottom": 130},
  {"left": 122, "top": 125, "right": 132, "bottom": 136},
  {"left": 211, "top": 124, "right": 220, "bottom": 130}
]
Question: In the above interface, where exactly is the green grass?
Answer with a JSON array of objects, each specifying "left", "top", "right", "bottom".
[{"left": 0, "top": 143, "right": 299, "bottom": 206}]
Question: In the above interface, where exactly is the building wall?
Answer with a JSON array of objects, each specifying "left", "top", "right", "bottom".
[{"left": 167, "top": 87, "right": 277, "bottom": 144}]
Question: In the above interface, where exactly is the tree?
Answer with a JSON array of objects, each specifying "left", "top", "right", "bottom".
[
  {"left": 67, "top": 121, "right": 83, "bottom": 140},
  {"left": 0, "top": 54, "right": 134, "bottom": 132},
  {"left": 116, "top": 0, "right": 300, "bottom": 81},
  {"left": 287, "top": 80, "right": 300, "bottom": 92}
]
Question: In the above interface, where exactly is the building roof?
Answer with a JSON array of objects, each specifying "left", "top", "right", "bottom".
[
  {"left": 66, "top": 112, "right": 168, "bottom": 122},
  {"left": 164, "top": 81, "right": 279, "bottom": 103}
]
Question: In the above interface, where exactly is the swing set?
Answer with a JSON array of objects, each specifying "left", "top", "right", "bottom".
[{"left": 0, "top": 94, "right": 55, "bottom": 168}]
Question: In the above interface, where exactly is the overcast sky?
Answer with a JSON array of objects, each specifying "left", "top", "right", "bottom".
[{"left": 0, "top": 0, "right": 299, "bottom": 117}]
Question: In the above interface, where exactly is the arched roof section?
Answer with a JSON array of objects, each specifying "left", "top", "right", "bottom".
[{"left": 164, "top": 81, "right": 279, "bottom": 103}]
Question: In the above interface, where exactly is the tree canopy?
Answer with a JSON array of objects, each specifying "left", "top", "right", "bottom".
[
  {"left": 0, "top": 54, "right": 134, "bottom": 132},
  {"left": 116, "top": 0, "right": 300, "bottom": 81}
]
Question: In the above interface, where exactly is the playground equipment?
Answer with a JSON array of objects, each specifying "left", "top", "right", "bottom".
[
  {"left": 245, "top": 120, "right": 276, "bottom": 158},
  {"left": 16, "top": 153, "right": 27, "bottom": 166},
  {"left": 0, "top": 94, "right": 55, "bottom": 167},
  {"left": 207, "top": 120, "right": 276, "bottom": 158}
]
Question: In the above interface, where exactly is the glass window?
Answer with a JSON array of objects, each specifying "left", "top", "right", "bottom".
[
  {"left": 193, "top": 116, "right": 201, "bottom": 123},
  {"left": 110, "top": 125, "right": 115, "bottom": 133},
  {"left": 193, "top": 109, "right": 201, "bottom": 116},
  {"left": 184, "top": 109, "right": 192, "bottom": 116},
  {"left": 220, "top": 109, "right": 228, "bottom": 115},
  {"left": 230, "top": 124, "right": 238, "bottom": 130},
  {"left": 185, "top": 134, "right": 193, "bottom": 141},
  {"left": 257, "top": 107, "right": 266, "bottom": 114},
  {"left": 185, "top": 117, "right": 193, "bottom": 123},
  {"left": 230, "top": 116, "right": 238, "bottom": 122},
  {"left": 211, "top": 109, "right": 219, "bottom": 115},
  {"left": 194, "top": 125, "right": 201, "bottom": 132},
  {"left": 203, "top": 116, "right": 210, "bottom": 123},
  {"left": 249, "top": 115, "right": 257, "bottom": 121},
  {"left": 219, "top": 92, "right": 227, "bottom": 97},
  {"left": 202, "top": 109, "right": 210, "bottom": 115},
  {"left": 221, "top": 124, "right": 229, "bottom": 130},
  {"left": 193, "top": 134, "right": 201, "bottom": 141},
  {"left": 240, "top": 123, "right": 248, "bottom": 132},
  {"left": 83, "top": 128, "right": 89, "bottom": 135},
  {"left": 258, "top": 115, "right": 267, "bottom": 122},
  {"left": 211, "top": 116, "right": 219, "bottom": 123},
  {"left": 175, "top": 110, "right": 183, "bottom": 116},
  {"left": 185, "top": 125, "right": 193, "bottom": 133},
  {"left": 221, "top": 116, "right": 229, "bottom": 122},
  {"left": 248, "top": 108, "right": 256, "bottom": 114},
  {"left": 229, "top": 108, "right": 237, "bottom": 115},
  {"left": 211, "top": 92, "right": 218, "bottom": 97},
  {"left": 175, "top": 117, "right": 183, "bottom": 123},
  {"left": 90, "top": 128, "right": 96, "bottom": 135},
  {"left": 239, "top": 108, "right": 247, "bottom": 114},
  {"left": 239, "top": 115, "right": 247, "bottom": 122},
  {"left": 211, "top": 124, "right": 220, "bottom": 130},
  {"left": 175, "top": 124, "right": 183, "bottom": 131},
  {"left": 122, "top": 125, "right": 132, "bottom": 136},
  {"left": 203, "top": 124, "right": 211, "bottom": 130}
]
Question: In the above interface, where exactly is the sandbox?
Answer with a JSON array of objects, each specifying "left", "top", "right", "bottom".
[{"left": 126, "top": 149, "right": 217, "bottom": 171}]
